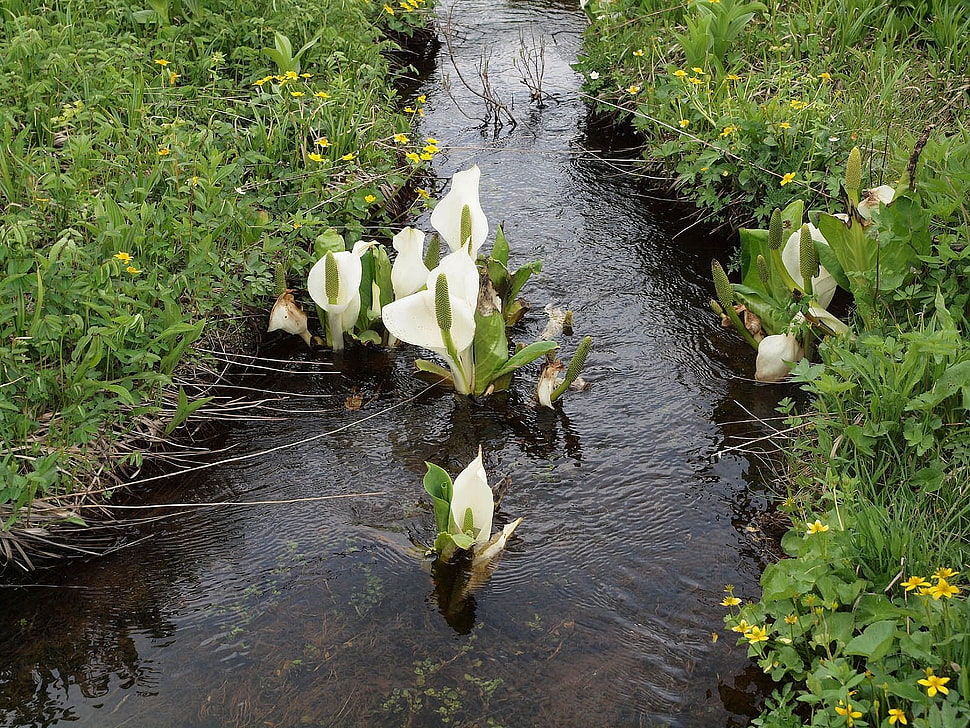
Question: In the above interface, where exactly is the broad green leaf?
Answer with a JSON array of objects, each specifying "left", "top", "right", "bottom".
[
  {"left": 472, "top": 310, "right": 510, "bottom": 396},
  {"left": 313, "top": 229, "right": 345, "bottom": 259},
  {"left": 844, "top": 620, "right": 897, "bottom": 661},
  {"left": 492, "top": 340, "right": 559, "bottom": 381}
]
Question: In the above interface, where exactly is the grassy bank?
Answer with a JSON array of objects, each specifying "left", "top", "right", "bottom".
[
  {"left": 580, "top": 1, "right": 970, "bottom": 726},
  {"left": 577, "top": 0, "right": 968, "bottom": 225},
  {"left": 0, "top": 0, "right": 434, "bottom": 567}
]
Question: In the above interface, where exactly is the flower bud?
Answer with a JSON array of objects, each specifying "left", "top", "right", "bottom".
[
  {"left": 434, "top": 273, "right": 452, "bottom": 331},
  {"left": 324, "top": 251, "right": 339, "bottom": 305},
  {"left": 798, "top": 223, "right": 819, "bottom": 283},
  {"left": 712, "top": 260, "right": 734, "bottom": 309},
  {"left": 424, "top": 234, "right": 441, "bottom": 270},
  {"left": 757, "top": 254, "right": 771, "bottom": 287},
  {"left": 460, "top": 204, "right": 473, "bottom": 254},
  {"left": 845, "top": 147, "right": 861, "bottom": 199},
  {"left": 768, "top": 208, "right": 783, "bottom": 250}
]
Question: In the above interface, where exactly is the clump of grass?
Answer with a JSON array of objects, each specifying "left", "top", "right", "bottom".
[
  {"left": 578, "top": 0, "right": 970, "bottom": 223},
  {"left": 0, "top": 0, "right": 436, "bottom": 566}
]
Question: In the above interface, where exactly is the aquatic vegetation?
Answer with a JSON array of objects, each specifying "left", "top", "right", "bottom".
[
  {"left": 708, "top": 147, "right": 923, "bottom": 382},
  {"left": 422, "top": 450, "right": 522, "bottom": 563},
  {"left": 291, "top": 166, "right": 589, "bottom": 398}
]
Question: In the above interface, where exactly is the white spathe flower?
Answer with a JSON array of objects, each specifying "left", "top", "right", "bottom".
[
  {"left": 536, "top": 360, "right": 564, "bottom": 409},
  {"left": 430, "top": 166, "right": 489, "bottom": 258},
  {"left": 450, "top": 450, "right": 493, "bottom": 544},
  {"left": 381, "top": 250, "right": 479, "bottom": 392},
  {"left": 391, "top": 226, "right": 428, "bottom": 299},
  {"left": 306, "top": 240, "right": 375, "bottom": 351},
  {"left": 857, "top": 185, "right": 895, "bottom": 221},
  {"left": 755, "top": 333, "right": 804, "bottom": 383},
  {"left": 781, "top": 223, "right": 837, "bottom": 308},
  {"left": 267, "top": 291, "right": 311, "bottom": 346}
]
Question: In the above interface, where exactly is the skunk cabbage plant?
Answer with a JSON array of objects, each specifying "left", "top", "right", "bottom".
[
  {"left": 383, "top": 166, "right": 567, "bottom": 396},
  {"left": 307, "top": 240, "right": 375, "bottom": 351},
  {"left": 422, "top": 449, "right": 521, "bottom": 563},
  {"left": 267, "top": 291, "right": 312, "bottom": 346}
]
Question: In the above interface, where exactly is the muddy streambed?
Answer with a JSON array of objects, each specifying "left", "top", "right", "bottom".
[{"left": 0, "top": 1, "right": 787, "bottom": 725}]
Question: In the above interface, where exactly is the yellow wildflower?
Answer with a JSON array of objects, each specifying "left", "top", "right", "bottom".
[
  {"left": 114, "top": 252, "right": 133, "bottom": 264},
  {"left": 673, "top": 69, "right": 688, "bottom": 78},
  {"left": 688, "top": 77, "right": 703, "bottom": 85},
  {"left": 404, "top": 106, "right": 417, "bottom": 113},
  {"left": 405, "top": 152, "right": 421, "bottom": 163},
  {"left": 726, "top": 74, "right": 742, "bottom": 81},
  {"left": 155, "top": 59, "right": 170, "bottom": 66},
  {"left": 308, "top": 153, "right": 324, "bottom": 162},
  {"left": 691, "top": 67, "right": 705, "bottom": 74},
  {"left": 805, "top": 519, "right": 828, "bottom": 533},
  {"left": 719, "top": 126, "right": 736, "bottom": 138},
  {"left": 888, "top": 708, "right": 907, "bottom": 725},
  {"left": 417, "top": 188, "right": 430, "bottom": 199},
  {"left": 393, "top": 133, "right": 410, "bottom": 143},
  {"left": 780, "top": 172, "right": 796, "bottom": 186},
  {"left": 679, "top": 119, "right": 690, "bottom": 128},
  {"left": 790, "top": 99, "right": 809, "bottom": 109},
  {"left": 300, "top": 73, "right": 313, "bottom": 78},
  {"left": 730, "top": 619, "right": 750, "bottom": 634},
  {"left": 901, "top": 576, "right": 929, "bottom": 592},
  {"left": 423, "top": 144, "right": 439, "bottom": 153},
  {"left": 626, "top": 85, "right": 640, "bottom": 94},
  {"left": 417, "top": 95, "right": 427, "bottom": 103},
  {"left": 157, "top": 147, "right": 171, "bottom": 156},
  {"left": 633, "top": 49, "right": 644, "bottom": 57},
  {"left": 126, "top": 266, "right": 141, "bottom": 275},
  {"left": 284, "top": 71, "right": 299, "bottom": 80},
  {"left": 341, "top": 152, "right": 356, "bottom": 161},
  {"left": 784, "top": 614, "right": 798, "bottom": 624},
  {"left": 818, "top": 72, "right": 832, "bottom": 80},
  {"left": 746, "top": 625, "right": 769, "bottom": 643},
  {"left": 927, "top": 578, "right": 960, "bottom": 600},
  {"left": 778, "top": 122, "right": 791, "bottom": 129},
  {"left": 933, "top": 567, "right": 960, "bottom": 580},
  {"left": 168, "top": 71, "right": 180, "bottom": 84},
  {"left": 720, "top": 596, "right": 741, "bottom": 607},
  {"left": 419, "top": 152, "right": 433, "bottom": 160},
  {"left": 383, "top": 3, "right": 394, "bottom": 13},
  {"left": 314, "top": 91, "right": 330, "bottom": 99},
  {"left": 290, "top": 91, "right": 305, "bottom": 97},
  {"left": 364, "top": 194, "right": 377, "bottom": 204},
  {"left": 315, "top": 137, "right": 330, "bottom": 147},
  {"left": 918, "top": 669, "right": 950, "bottom": 697},
  {"left": 835, "top": 702, "right": 862, "bottom": 725}
]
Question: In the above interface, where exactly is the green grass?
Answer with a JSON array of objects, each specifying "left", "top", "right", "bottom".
[
  {"left": 0, "top": 0, "right": 435, "bottom": 548},
  {"left": 577, "top": 0, "right": 969, "bottom": 224}
]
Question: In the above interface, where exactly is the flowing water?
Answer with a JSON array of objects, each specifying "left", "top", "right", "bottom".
[{"left": 0, "top": 1, "right": 787, "bottom": 725}]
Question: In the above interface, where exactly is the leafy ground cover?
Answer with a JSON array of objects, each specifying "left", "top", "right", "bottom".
[
  {"left": 580, "top": 1, "right": 970, "bottom": 725},
  {"left": 0, "top": 0, "right": 434, "bottom": 566},
  {"left": 577, "top": 0, "right": 969, "bottom": 224}
]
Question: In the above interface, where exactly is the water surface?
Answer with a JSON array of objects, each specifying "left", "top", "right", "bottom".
[{"left": 0, "top": 1, "right": 784, "bottom": 725}]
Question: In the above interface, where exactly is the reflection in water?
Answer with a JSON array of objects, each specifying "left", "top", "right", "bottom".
[{"left": 0, "top": 0, "right": 787, "bottom": 725}]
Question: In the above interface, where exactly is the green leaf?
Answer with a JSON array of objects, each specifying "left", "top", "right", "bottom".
[
  {"left": 313, "top": 229, "right": 345, "bottom": 259},
  {"left": 508, "top": 260, "right": 541, "bottom": 305},
  {"left": 164, "top": 387, "right": 214, "bottom": 435},
  {"left": 423, "top": 463, "right": 453, "bottom": 533},
  {"left": 844, "top": 620, "right": 897, "bottom": 661},
  {"left": 472, "top": 310, "right": 510, "bottom": 396},
  {"left": 492, "top": 225, "right": 510, "bottom": 266},
  {"left": 414, "top": 358, "right": 454, "bottom": 385},
  {"left": 491, "top": 340, "right": 559, "bottom": 381}
]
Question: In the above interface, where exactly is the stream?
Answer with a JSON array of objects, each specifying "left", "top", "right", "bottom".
[{"left": 0, "top": 0, "right": 786, "bottom": 725}]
